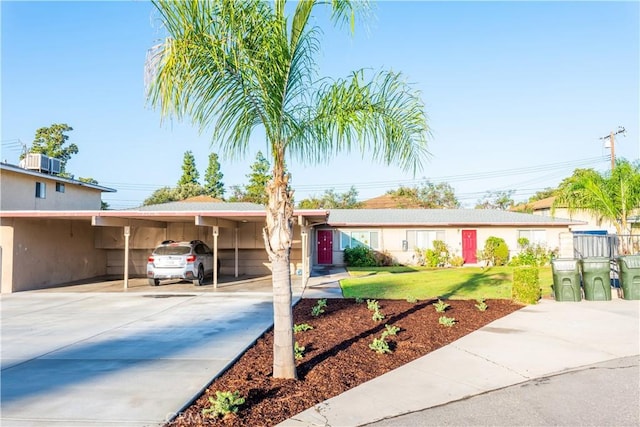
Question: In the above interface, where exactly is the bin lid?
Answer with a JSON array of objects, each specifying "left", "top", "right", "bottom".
[
  {"left": 552, "top": 259, "right": 579, "bottom": 270},
  {"left": 580, "top": 257, "right": 610, "bottom": 267},
  {"left": 618, "top": 255, "right": 640, "bottom": 269}
]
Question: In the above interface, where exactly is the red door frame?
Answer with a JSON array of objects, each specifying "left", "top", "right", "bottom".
[
  {"left": 462, "top": 229, "right": 477, "bottom": 264},
  {"left": 317, "top": 230, "right": 333, "bottom": 265}
]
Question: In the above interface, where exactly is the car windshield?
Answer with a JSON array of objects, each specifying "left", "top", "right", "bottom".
[{"left": 154, "top": 246, "right": 191, "bottom": 256}]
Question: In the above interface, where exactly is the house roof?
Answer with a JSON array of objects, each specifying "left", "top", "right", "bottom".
[
  {"left": 325, "top": 209, "right": 583, "bottom": 227},
  {"left": 0, "top": 162, "right": 116, "bottom": 193},
  {"left": 132, "top": 201, "right": 265, "bottom": 212},
  {"left": 360, "top": 194, "right": 423, "bottom": 209},
  {"left": 511, "top": 196, "right": 556, "bottom": 212}
]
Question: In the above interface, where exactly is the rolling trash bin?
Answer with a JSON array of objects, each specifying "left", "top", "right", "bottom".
[
  {"left": 580, "top": 257, "right": 612, "bottom": 301},
  {"left": 617, "top": 255, "right": 640, "bottom": 300},
  {"left": 551, "top": 258, "right": 582, "bottom": 302}
]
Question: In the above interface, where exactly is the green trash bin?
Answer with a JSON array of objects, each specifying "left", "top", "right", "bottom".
[
  {"left": 580, "top": 257, "right": 612, "bottom": 301},
  {"left": 617, "top": 255, "right": 640, "bottom": 300},
  {"left": 551, "top": 258, "right": 582, "bottom": 301}
]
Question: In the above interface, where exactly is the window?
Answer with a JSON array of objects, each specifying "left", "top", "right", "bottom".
[
  {"left": 518, "top": 229, "right": 546, "bottom": 245},
  {"left": 56, "top": 182, "right": 65, "bottom": 193},
  {"left": 340, "top": 231, "right": 379, "bottom": 250},
  {"left": 407, "top": 230, "right": 445, "bottom": 249},
  {"left": 35, "top": 182, "right": 46, "bottom": 199}
]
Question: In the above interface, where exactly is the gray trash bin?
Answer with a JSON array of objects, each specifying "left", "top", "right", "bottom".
[
  {"left": 551, "top": 258, "right": 581, "bottom": 302},
  {"left": 580, "top": 257, "right": 612, "bottom": 301}
]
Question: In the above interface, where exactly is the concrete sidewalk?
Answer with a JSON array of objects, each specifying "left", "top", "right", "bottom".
[{"left": 281, "top": 293, "right": 640, "bottom": 426}]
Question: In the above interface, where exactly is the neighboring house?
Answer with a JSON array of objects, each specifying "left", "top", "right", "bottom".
[
  {"left": 314, "top": 209, "right": 583, "bottom": 266},
  {"left": 360, "top": 193, "right": 423, "bottom": 209},
  {"left": 0, "top": 161, "right": 115, "bottom": 210},
  {"left": 512, "top": 196, "right": 639, "bottom": 234}
]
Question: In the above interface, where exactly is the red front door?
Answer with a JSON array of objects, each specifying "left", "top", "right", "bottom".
[
  {"left": 317, "top": 230, "right": 333, "bottom": 264},
  {"left": 462, "top": 230, "right": 477, "bottom": 264}
]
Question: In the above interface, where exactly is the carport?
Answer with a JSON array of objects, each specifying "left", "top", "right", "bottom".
[{"left": 0, "top": 202, "right": 328, "bottom": 293}]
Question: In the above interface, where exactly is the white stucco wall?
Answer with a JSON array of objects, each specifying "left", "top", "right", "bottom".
[{"left": 0, "top": 168, "right": 104, "bottom": 210}]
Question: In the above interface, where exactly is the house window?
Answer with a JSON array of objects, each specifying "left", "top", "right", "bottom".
[
  {"left": 56, "top": 183, "right": 65, "bottom": 193},
  {"left": 35, "top": 182, "right": 46, "bottom": 198},
  {"left": 518, "top": 229, "right": 546, "bottom": 245},
  {"left": 407, "top": 230, "right": 445, "bottom": 249},
  {"left": 340, "top": 231, "right": 379, "bottom": 250}
]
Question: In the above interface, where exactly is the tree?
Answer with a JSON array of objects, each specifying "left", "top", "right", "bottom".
[
  {"left": 298, "top": 186, "right": 361, "bottom": 209},
  {"left": 204, "top": 153, "right": 225, "bottom": 198},
  {"left": 177, "top": 150, "right": 200, "bottom": 187},
  {"left": 527, "top": 187, "right": 556, "bottom": 203},
  {"left": 143, "top": 186, "right": 179, "bottom": 206},
  {"left": 228, "top": 151, "right": 271, "bottom": 204},
  {"left": 21, "top": 123, "right": 78, "bottom": 174},
  {"left": 475, "top": 190, "right": 515, "bottom": 210},
  {"left": 386, "top": 181, "right": 459, "bottom": 208},
  {"left": 147, "top": 0, "right": 429, "bottom": 379},
  {"left": 553, "top": 159, "right": 640, "bottom": 252}
]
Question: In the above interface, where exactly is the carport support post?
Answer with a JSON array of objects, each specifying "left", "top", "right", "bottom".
[
  {"left": 123, "top": 226, "right": 130, "bottom": 289},
  {"left": 213, "top": 226, "right": 219, "bottom": 289},
  {"left": 234, "top": 227, "right": 239, "bottom": 278}
]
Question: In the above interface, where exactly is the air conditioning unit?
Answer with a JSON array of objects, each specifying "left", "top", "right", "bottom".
[
  {"left": 49, "top": 157, "right": 61, "bottom": 174},
  {"left": 24, "top": 153, "right": 50, "bottom": 172}
]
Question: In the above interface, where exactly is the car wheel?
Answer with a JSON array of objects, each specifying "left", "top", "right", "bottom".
[
  {"left": 194, "top": 265, "right": 205, "bottom": 286},
  {"left": 149, "top": 278, "right": 160, "bottom": 286}
]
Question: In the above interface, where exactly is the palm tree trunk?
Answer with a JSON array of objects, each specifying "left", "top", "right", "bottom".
[{"left": 263, "top": 164, "right": 297, "bottom": 379}]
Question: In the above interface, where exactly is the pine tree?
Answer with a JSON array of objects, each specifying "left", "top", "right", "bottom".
[
  {"left": 204, "top": 152, "right": 225, "bottom": 199},
  {"left": 244, "top": 151, "right": 270, "bottom": 205},
  {"left": 177, "top": 151, "right": 200, "bottom": 187}
]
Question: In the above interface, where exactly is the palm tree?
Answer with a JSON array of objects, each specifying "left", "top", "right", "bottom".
[
  {"left": 145, "top": 0, "right": 430, "bottom": 379},
  {"left": 553, "top": 159, "right": 640, "bottom": 253}
]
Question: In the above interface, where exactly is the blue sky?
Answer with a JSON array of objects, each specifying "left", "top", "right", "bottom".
[{"left": 2, "top": 1, "right": 639, "bottom": 209}]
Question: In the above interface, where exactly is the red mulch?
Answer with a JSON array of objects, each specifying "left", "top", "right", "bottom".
[{"left": 167, "top": 298, "right": 523, "bottom": 426}]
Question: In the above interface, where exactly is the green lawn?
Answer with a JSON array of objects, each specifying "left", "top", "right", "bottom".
[{"left": 341, "top": 266, "right": 553, "bottom": 300}]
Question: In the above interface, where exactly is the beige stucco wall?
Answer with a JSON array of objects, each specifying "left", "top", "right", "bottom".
[
  {"left": 0, "top": 168, "right": 103, "bottom": 210},
  {"left": 318, "top": 225, "right": 570, "bottom": 267},
  {"left": 1, "top": 218, "right": 107, "bottom": 293}
]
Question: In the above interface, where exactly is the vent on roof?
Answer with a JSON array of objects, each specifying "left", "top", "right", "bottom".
[
  {"left": 22, "top": 153, "right": 62, "bottom": 175},
  {"left": 48, "top": 157, "right": 61, "bottom": 174}
]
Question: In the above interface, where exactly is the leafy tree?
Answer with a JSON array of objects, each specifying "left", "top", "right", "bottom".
[
  {"left": 177, "top": 150, "right": 200, "bottom": 187},
  {"left": 21, "top": 123, "right": 78, "bottom": 174},
  {"left": 527, "top": 187, "right": 556, "bottom": 203},
  {"left": 147, "top": 0, "right": 429, "bottom": 379},
  {"left": 475, "top": 190, "right": 515, "bottom": 210},
  {"left": 204, "top": 153, "right": 225, "bottom": 199},
  {"left": 553, "top": 159, "right": 640, "bottom": 252},
  {"left": 386, "top": 181, "right": 459, "bottom": 208},
  {"left": 143, "top": 186, "right": 179, "bottom": 206},
  {"left": 298, "top": 186, "right": 361, "bottom": 209}
]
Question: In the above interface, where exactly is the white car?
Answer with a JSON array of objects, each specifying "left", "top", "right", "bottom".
[{"left": 146, "top": 240, "right": 214, "bottom": 286}]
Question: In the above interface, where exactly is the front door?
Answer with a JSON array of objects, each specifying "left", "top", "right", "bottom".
[
  {"left": 462, "top": 229, "right": 477, "bottom": 264},
  {"left": 317, "top": 230, "right": 333, "bottom": 264}
]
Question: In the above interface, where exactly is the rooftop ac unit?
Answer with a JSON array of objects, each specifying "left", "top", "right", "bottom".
[
  {"left": 24, "top": 153, "right": 50, "bottom": 172},
  {"left": 49, "top": 157, "right": 61, "bottom": 174}
]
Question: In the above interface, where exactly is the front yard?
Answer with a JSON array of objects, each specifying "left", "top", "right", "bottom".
[{"left": 341, "top": 266, "right": 553, "bottom": 300}]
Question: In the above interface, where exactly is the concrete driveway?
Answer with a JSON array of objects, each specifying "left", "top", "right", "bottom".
[{"left": 1, "top": 290, "right": 279, "bottom": 426}]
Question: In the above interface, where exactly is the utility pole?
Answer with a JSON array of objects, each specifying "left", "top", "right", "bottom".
[{"left": 600, "top": 126, "right": 626, "bottom": 171}]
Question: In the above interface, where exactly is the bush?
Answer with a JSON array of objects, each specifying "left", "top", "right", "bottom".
[
  {"left": 450, "top": 256, "right": 465, "bottom": 267},
  {"left": 416, "top": 240, "right": 451, "bottom": 267},
  {"left": 512, "top": 266, "right": 541, "bottom": 304},
  {"left": 479, "top": 236, "right": 509, "bottom": 266},
  {"left": 509, "top": 239, "right": 556, "bottom": 267},
  {"left": 344, "top": 246, "right": 378, "bottom": 267}
]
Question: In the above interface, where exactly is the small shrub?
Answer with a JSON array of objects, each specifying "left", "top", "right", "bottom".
[
  {"left": 202, "top": 391, "right": 245, "bottom": 418},
  {"left": 479, "top": 236, "right": 509, "bottom": 266},
  {"left": 475, "top": 298, "right": 488, "bottom": 312},
  {"left": 372, "top": 309, "right": 385, "bottom": 322},
  {"left": 366, "top": 299, "right": 380, "bottom": 311},
  {"left": 509, "top": 240, "right": 557, "bottom": 267},
  {"left": 293, "top": 323, "right": 313, "bottom": 333},
  {"left": 355, "top": 297, "right": 364, "bottom": 304},
  {"left": 374, "top": 249, "right": 395, "bottom": 267},
  {"left": 512, "top": 266, "right": 541, "bottom": 304},
  {"left": 344, "top": 246, "right": 378, "bottom": 267},
  {"left": 294, "top": 341, "right": 305, "bottom": 360},
  {"left": 438, "top": 316, "right": 456, "bottom": 327},
  {"left": 406, "top": 295, "right": 418, "bottom": 303},
  {"left": 311, "top": 299, "right": 327, "bottom": 317},
  {"left": 381, "top": 324, "right": 400, "bottom": 339},
  {"left": 369, "top": 337, "right": 391, "bottom": 354},
  {"left": 450, "top": 256, "right": 465, "bottom": 267},
  {"left": 433, "top": 299, "right": 450, "bottom": 313}
]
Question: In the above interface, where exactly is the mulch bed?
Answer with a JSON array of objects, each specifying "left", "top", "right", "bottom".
[{"left": 167, "top": 298, "right": 523, "bottom": 426}]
